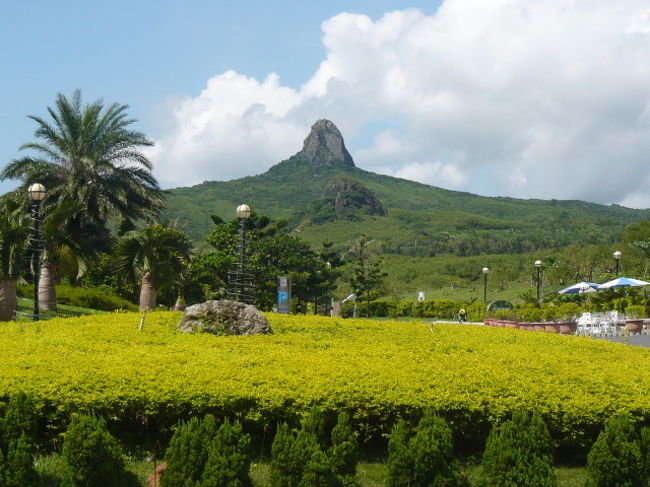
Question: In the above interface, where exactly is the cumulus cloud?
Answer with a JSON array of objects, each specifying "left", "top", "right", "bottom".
[{"left": 150, "top": 0, "right": 650, "bottom": 207}]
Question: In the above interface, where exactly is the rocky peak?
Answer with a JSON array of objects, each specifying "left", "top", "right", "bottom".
[{"left": 299, "top": 119, "right": 355, "bottom": 167}]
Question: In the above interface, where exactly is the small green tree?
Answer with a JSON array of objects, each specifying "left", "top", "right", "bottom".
[
  {"left": 348, "top": 235, "right": 386, "bottom": 317},
  {"left": 1, "top": 392, "right": 38, "bottom": 442},
  {"left": 586, "top": 413, "right": 645, "bottom": 487},
  {"left": 5, "top": 434, "right": 38, "bottom": 487},
  {"left": 271, "top": 420, "right": 335, "bottom": 487},
  {"left": 270, "top": 423, "right": 302, "bottom": 487},
  {"left": 385, "top": 412, "right": 462, "bottom": 487},
  {"left": 329, "top": 412, "right": 359, "bottom": 482},
  {"left": 62, "top": 414, "right": 126, "bottom": 487},
  {"left": 303, "top": 406, "right": 328, "bottom": 447},
  {"left": 480, "top": 410, "right": 556, "bottom": 487},
  {"left": 385, "top": 420, "right": 412, "bottom": 487},
  {"left": 162, "top": 415, "right": 219, "bottom": 487},
  {"left": 200, "top": 419, "right": 252, "bottom": 487}
]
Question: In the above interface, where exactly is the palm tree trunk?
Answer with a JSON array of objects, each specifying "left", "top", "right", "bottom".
[
  {"left": 0, "top": 279, "right": 17, "bottom": 321},
  {"left": 39, "top": 262, "right": 57, "bottom": 312},
  {"left": 140, "top": 271, "right": 156, "bottom": 311}
]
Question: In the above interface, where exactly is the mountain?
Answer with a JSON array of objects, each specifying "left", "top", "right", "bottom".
[{"left": 165, "top": 119, "right": 650, "bottom": 260}]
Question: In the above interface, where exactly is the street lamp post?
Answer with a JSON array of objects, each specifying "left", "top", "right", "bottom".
[
  {"left": 28, "top": 183, "right": 46, "bottom": 321},
  {"left": 534, "top": 260, "right": 543, "bottom": 307},
  {"left": 233, "top": 204, "right": 252, "bottom": 302},
  {"left": 482, "top": 267, "right": 489, "bottom": 303},
  {"left": 613, "top": 250, "right": 622, "bottom": 276}
]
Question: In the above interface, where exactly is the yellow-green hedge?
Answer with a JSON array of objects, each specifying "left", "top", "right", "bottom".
[{"left": 0, "top": 312, "right": 649, "bottom": 449}]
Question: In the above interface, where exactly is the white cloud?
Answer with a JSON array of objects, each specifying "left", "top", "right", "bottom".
[{"left": 150, "top": 0, "right": 650, "bottom": 208}]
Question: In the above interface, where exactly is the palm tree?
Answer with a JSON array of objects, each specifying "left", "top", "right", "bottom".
[
  {"left": 0, "top": 199, "right": 29, "bottom": 321},
  {"left": 115, "top": 225, "right": 193, "bottom": 311},
  {"left": 1, "top": 90, "right": 165, "bottom": 226},
  {"left": 1, "top": 90, "right": 166, "bottom": 308}
]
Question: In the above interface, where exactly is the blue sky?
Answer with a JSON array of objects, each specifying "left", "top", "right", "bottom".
[{"left": 3, "top": 0, "right": 650, "bottom": 207}]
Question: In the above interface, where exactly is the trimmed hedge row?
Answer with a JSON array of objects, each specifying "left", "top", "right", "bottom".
[{"left": 17, "top": 284, "right": 137, "bottom": 312}]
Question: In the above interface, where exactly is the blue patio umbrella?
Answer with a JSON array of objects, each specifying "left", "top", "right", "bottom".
[
  {"left": 557, "top": 282, "right": 600, "bottom": 295},
  {"left": 597, "top": 277, "right": 650, "bottom": 289}
]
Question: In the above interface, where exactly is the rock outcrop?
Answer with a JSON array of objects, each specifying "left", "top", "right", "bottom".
[
  {"left": 177, "top": 300, "right": 272, "bottom": 336},
  {"left": 299, "top": 119, "right": 355, "bottom": 167},
  {"left": 325, "top": 177, "right": 387, "bottom": 216}
]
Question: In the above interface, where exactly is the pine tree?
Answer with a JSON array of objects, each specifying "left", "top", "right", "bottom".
[
  {"left": 480, "top": 410, "right": 556, "bottom": 487},
  {"left": 329, "top": 412, "right": 359, "bottom": 480},
  {"left": 410, "top": 411, "right": 462, "bottom": 486},
  {"left": 348, "top": 235, "right": 387, "bottom": 317},
  {"left": 162, "top": 415, "right": 219, "bottom": 487},
  {"left": 62, "top": 414, "right": 126, "bottom": 487},
  {"left": 5, "top": 434, "right": 38, "bottom": 487},
  {"left": 303, "top": 406, "right": 328, "bottom": 447},
  {"left": 200, "top": 419, "right": 252, "bottom": 487},
  {"left": 270, "top": 423, "right": 302, "bottom": 487},
  {"left": 1, "top": 392, "right": 38, "bottom": 443},
  {"left": 586, "top": 413, "right": 645, "bottom": 487},
  {"left": 385, "top": 420, "right": 412, "bottom": 487}
]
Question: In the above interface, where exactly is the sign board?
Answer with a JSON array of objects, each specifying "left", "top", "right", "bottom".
[
  {"left": 277, "top": 276, "right": 291, "bottom": 314},
  {"left": 487, "top": 300, "right": 514, "bottom": 311},
  {"left": 417, "top": 291, "right": 425, "bottom": 302}
]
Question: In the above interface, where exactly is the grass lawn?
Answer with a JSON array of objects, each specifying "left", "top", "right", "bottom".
[{"left": 14, "top": 297, "right": 105, "bottom": 321}]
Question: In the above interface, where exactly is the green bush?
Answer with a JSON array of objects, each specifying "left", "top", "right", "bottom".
[
  {"left": 386, "top": 411, "right": 463, "bottom": 487},
  {"left": 626, "top": 305, "right": 646, "bottom": 318},
  {"left": 329, "top": 412, "right": 359, "bottom": 482},
  {"left": 479, "top": 410, "right": 556, "bottom": 487},
  {"left": 270, "top": 417, "right": 335, "bottom": 487},
  {"left": 62, "top": 414, "right": 127, "bottom": 487},
  {"left": 162, "top": 415, "right": 219, "bottom": 487},
  {"left": 17, "top": 284, "right": 137, "bottom": 312},
  {"left": 586, "top": 413, "right": 646, "bottom": 487},
  {"left": 200, "top": 419, "right": 252, "bottom": 487},
  {"left": 0, "top": 392, "right": 39, "bottom": 487}
]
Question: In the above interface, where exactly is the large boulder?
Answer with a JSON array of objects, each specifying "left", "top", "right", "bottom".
[{"left": 177, "top": 300, "right": 272, "bottom": 335}]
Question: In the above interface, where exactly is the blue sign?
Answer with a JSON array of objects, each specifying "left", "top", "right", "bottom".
[{"left": 277, "top": 276, "right": 291, "bottom": 314}]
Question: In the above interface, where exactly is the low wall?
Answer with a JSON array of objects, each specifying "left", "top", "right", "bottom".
[{"left": 483, "top": 319, "right": 577, "bottom": 335}]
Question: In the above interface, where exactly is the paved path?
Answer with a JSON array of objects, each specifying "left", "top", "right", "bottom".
[{"left": 596, "top": 334, "right": 650, "bottom": 348}]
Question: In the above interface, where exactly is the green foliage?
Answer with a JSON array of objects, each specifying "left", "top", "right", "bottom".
[
  {"left": 329, "top": 412, "right": 359, "bottom": 479},
  {"left": 479, "top": 410, "right": 556, "bottom": 487},
  {"left": 62, "top": 413, "right": 127, "bottom": 487},
  {"left": 586, "top": 413, "right": 646, "bottom": 487},
  {"left": 386, "top": 411, "right": 462, "bottom": 487},
  {"left": 270, "top": 423, "right": 302, "bottom": 487},
  {"left": 162, "top": 415, "right": 218, "bottom": 487},
  {"left": 270, "top": 418, "right": 336, "bottom": 487},
  {"left": 0, "top": 392, "right": 39, "bottom": 487},
  {"left": 5, "top": 434, "right": 38, "bottom": 487},
  {"left": 200, "top": 419, "right": 252, "bottom": 487}
]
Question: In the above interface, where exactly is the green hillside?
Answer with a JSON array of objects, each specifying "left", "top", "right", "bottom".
[{"left": 166, "top": 119, "right": 650, "bottom": 260}]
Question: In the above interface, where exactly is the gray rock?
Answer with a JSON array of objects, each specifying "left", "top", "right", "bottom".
[
  {"left": 177, "top": 300, "right": 272, "bottom": 336},
  {"left": 299, "top": 119, "right": 355, "bottom": 167}
]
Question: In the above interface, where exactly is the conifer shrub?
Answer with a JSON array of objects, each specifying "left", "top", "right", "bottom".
[
  {"left": 386, "top": 411, "right": 463, "bottom": 487},
  {"left": 62, "top": 413, "right": 127, "bottom": 487},
  {"left": 162, "top": 415, "right": 219, "bottom": 487},
  {"left": 200, "top": 419, "right": 252, "bottom": 487},
  {"left": 0, "top": 392, "right": 39, "bottom": 487},
  {"left": 586, "top": 413, "right": 645, "bottom": 487},
  {"left": 270, "top": 418, "right": 336, "bottom": 487},
  {"left": 329, "top": 412, "right": 359, "bottom": 476},
  {"left": 479, "top": 410, "right": 556, "bottom": 487}
]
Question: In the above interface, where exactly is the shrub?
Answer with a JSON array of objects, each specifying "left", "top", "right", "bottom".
[
  {"left": 479, "top": 410, "right": 556, "bottom": 487},
  {"left": 626, "top": 305, "right": 646, "bottom": 319},
  {"left": 162, "top": 415, "right": 219, "bottom": 487},
  {"left": 270, "top": 421, "right": 335, "bottom": 487},
  {"left": 386, "top": 412, "right": 463, "bottom": 487},
  {"left": 200, "top": 419, "right": 252, "bottom": 487},
  {"left": 329, "top": 412, "right": 359, "bottom": 479},
  {"left": 17, "top": 284, "right": 137, "bottom": 312},
  {"left": 62, "top": 414, "right": 127, "bottom": 487},
  {"left": 5, "top": 434, "right": 38, "bottom": 487},
  {"left": 1, "top": 391, "right": 38, "bottom": 443},
  {"left": 0, "top": 392, "right": 39, "bottom": 487},
  {"left": 586, "top": 413, "right": 645, "bottom": 487}
]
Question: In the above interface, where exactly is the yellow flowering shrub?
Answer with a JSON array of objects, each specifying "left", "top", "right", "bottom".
[{"left": 0, "top": 312, "right": 648, "bottom": 448}]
